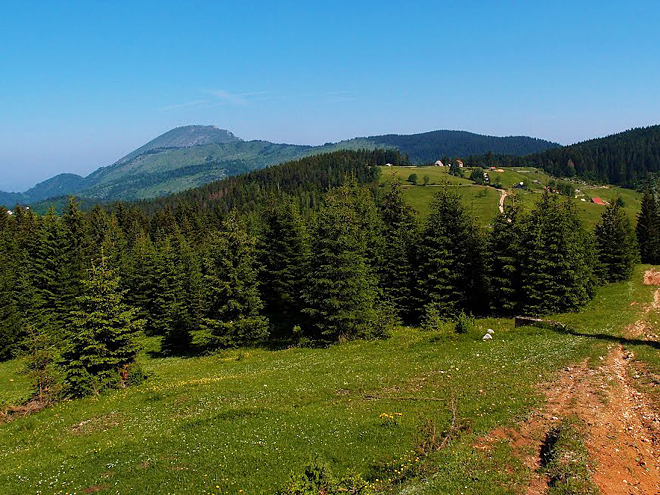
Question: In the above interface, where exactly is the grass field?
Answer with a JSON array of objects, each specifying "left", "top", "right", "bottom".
[
  {"left": 379, "top": 166, "right": 643, "bottom": 228},
  {"left": 1, "top": 265, "right": 657, "bottom": 494}
]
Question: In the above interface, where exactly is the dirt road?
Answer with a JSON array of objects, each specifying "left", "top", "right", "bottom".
[
  {"left": 477, "top": 283, "right": 660, "bottom": 494},
  {"left": 498, "top": 189, "right": 508, "bottom": 213}
]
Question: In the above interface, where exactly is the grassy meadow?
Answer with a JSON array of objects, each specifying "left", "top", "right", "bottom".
[
  {"left": 379, "top": 165, "right": 643, "bottom": 228},
  {"left": 1, "top": 265, "right": 657, "bottom": 494}
]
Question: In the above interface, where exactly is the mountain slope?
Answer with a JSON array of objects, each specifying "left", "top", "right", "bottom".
[
  {"left": 110, "top": 125, "right": 242, "bottom": 167},
  {"left": 529, "top": 125, "right": 660, "bottom": 185},
  {"left": 360, "top": 130, "right": 559, "bottom": 163},
  {"left": 480, "top": 125, "right": 660, "bottom": 185},
  {"left": 0, "top": 126, "right": 561, "bottom": 206}
]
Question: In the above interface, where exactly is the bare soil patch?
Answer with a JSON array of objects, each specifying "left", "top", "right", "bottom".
[{"left": 477, "top": 289, "right": 660, "bottom": 494}]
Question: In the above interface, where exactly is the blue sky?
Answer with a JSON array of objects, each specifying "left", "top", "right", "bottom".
[{"left": 1, "top": 0, "right": 659, "bottom": 191}]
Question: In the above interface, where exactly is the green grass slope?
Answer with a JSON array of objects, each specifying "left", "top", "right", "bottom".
[
  {"left": 1, "top": 267, "right": 655, "bottom": 494},
  {"left": 380, "top": 166, "right": 643, "bottom": 228}
]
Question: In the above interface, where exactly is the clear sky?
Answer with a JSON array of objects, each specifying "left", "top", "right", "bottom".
[{"left": 1, "top": 0, "right": 659, "bottom": 191}]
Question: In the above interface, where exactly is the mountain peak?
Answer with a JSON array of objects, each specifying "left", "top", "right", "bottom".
[{"left": 115, "top": 125, "right": 242, "bottom": 164}]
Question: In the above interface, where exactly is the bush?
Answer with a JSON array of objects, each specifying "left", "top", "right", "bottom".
[
  {"left": 421, "top": 303, "right": 445, "bottom": 332},
  {"left": 280, "top": 459, "right": 374, "bottom": 494},
  {"left": 454, "top": 311, "right": 475, "bottom": 334},
  {"left": 407, "top": 173, "right": 418, "bottom": 185}
]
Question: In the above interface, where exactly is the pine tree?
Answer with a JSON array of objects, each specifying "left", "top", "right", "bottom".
[
  {"left": 416, "top": 187, "right": 484, "bottom": 319},
  {"left": 377, "top": 181, "right": 419, "bottom": 321},
  {"left": 596, "top": 202, "right": 638, "bottom": 282},
  {"left": 0, "top": 232, "right": 21, "bottom": 361},
  {"left": 202, "top": 211, "right": 268, "bottom": 348},
  {"left": 518, "top": 192, "right": 596, "bottom": 314},
  {"left": 154, "top": 234, "right": 202, "bottom": 353},
  {"left": 123, "top": 232, "right": 159, "bottom": 333},
  {"left": 636, "top": 189, "right": 659, "bottom": 263},
  {"left": 258, "top": 200, "right": 311, "bottom": 334},
  {"left": 23, "top": 325, "right": 60, "bottom": 403},
  {"left": 62, "top": 258, "right": 144, "bottom": 397},
  {"left": 303, "top": 182, "right": 381, "bottom": 341},
  {"left": 487, "top": 205, "right": 522, "bottom": 315}
]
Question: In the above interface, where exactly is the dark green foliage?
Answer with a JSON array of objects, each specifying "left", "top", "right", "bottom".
[
  {"left": 416, "top": 187, "right": 485, "bottom": 319},
  {"left": 0, "top": 233, "right": 21, "bottom": 360},
  {"left": 140, "top": 149, "right": 394, "bottom": 217},
  {"left": 407, "top": 173, "right": 418, "bottom": 185},
  {"left": 487, "top": 205, "right": 522, "bottom": 315},
  {"left": 23, "top": 325, "right": 60, "bottom": 403},
  {"left": 202, "top": 211, "right": 269, "bottom": 348},
  {"left": 448, "top": 162, "right": 464, "bottom": 177},
  {"left": 636, "top": 189, "right": 660, "bottom": 263},
  {"left": 280, "top": 459, "right": 374, "bottom": 495},
  {"left": 466, "top": 125, "right": 660, "bottom": 186},
  {"left": 548, "top": 180, "right": 575, "bottom": 197},
  {"left": 595, "top": 202, "right": 638, "bottom": 282},
  {"left": 62, "top": 258, "right": 144, "bottom": 397},
  {"left": 258, "top": 201, "right": 311, "bottom": 334},
  {"left": 303, "top": 182, "right": 382, "bottom": 341},
  {"left": 368, "top": 130, "right": 558, "bottom": 164},
  {"left": 454, "top": 311, "right": 475, "bottom": 334},
  {"left": 518, "top": 193, "right": 596, "bottom": 315},
  {"left": 377, "top": 181, "right": 419, "bottom": 321},
  {"left": 469, "top": 167, "right": 486, "bottom": 184}
]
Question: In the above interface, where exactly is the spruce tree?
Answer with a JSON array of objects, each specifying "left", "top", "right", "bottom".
[
  {"left": 0, "top": 233, "right": 21, "bottom": 361},
  {"left": 377, "top": 181, "right": 419, "bottom": 321},
  {"left": 258, "top": 200, "right": 311, "bottom": 334},
  {"left": 596, "top": 202, "right": 638, "bottom": 282},
  {"left": 487, "top": 205, "right": 522, "bottom": 315},
  {"left": 62, "top": 257, "right": 144, "bottom": 397},
  {"left": 23, "top": 325, "right": 60, "bottom": 403},
  {"left": 303, "top": 182, "right": 381, "bottom": 341},
  {"left": 202, "top": 211, "right": 268, "bottom": 348},
  {"left": 636, "top": 189, "right": 659, "bottom": 264},
  {"left": 416, "top": 186, "right": 484, "bottom": 319},
  {"left": 518, "top": 192, "right": 596, "bottom": 314}
]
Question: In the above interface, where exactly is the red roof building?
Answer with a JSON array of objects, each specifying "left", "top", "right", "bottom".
[{"left": 591, "top": 197, "right": 606, "bottom": 205}]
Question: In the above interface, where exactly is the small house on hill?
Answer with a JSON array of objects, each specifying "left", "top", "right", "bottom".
[
  {"left": 434, "top": 160, "right": 444, "bottom": 167},
  {"left": 456, "top": 159, "right": 464, "bottom": 168},
  {"left": 591, "top": 197, "right": 607, "bottom": 205}
]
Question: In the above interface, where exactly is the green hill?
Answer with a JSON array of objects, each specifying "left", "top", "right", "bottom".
[
  {"left": 478, "top": 125, "right": 660, "bottom": 186},
  {"left": 0, "top": 126, "right": 561, "bottom": 206}
]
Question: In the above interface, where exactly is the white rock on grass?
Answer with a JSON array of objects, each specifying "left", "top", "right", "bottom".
[
  {"left": 487, "top": 329, "right": 494, "bottom": 334},
  {"left": 482, "top": 333, "right": 493, "bottom": 341}
]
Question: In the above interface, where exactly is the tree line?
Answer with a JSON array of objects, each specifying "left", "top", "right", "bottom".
[{"left": 0, "top": 149, "right": 641, "bottom": 405}]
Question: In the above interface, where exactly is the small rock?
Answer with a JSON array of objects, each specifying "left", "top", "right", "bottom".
[
  {"left": 482, "top": 334, "right": 493, "bottom": 341},
  {"left": 487, "top": 329, "right": 494, "bottom": 335}
]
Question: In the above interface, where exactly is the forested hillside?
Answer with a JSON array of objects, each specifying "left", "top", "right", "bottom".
[
  {"left": 468, "top": 125, "right": 660, "bottom": 186},
  {"left": 364, "top": 130, "right": 559, "bottom": 163}
]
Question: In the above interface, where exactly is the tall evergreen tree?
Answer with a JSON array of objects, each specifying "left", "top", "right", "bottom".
[
  {"left": 202, "top": 211, "right": 268, "bottom": 348},
  {"left": 416, "top": 187, "right": 484, "bottom": 319},
  {"left": 636, "top": 189, "right": 659, "bottom": 264},
  {"left": 518, "top": 192, "right": 596, "bottom": 314},
  {"left": 62, "top": 258, "right": 144, "bottom": 397},
  {"left": 377, "top": 181, "right": 419, "bottom": 321},
  {"left": 487, "top": 205, "right": 522, "bottom": 315},
  {"left": 596, "top": 202, "right": 638, "bottom": 282},
  {"left": 303, "top": 182, "right": 382, "bottom": 341},
  {"left": 258, "top": 200, "right": 311, "bottom": 333},
  {"left": 0, "top": 232, "right": 21, "bottom": 360}
]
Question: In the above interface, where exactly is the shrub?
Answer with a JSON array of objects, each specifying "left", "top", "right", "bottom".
[
  {"left": 421, "top": 303, "right": 445, "bottom": 332},
  {"left": 454, "top": 311, "right": 475, "bottom": 334},
  {"left": 280, "top": 459, "right": 374, "bottom": 494}
]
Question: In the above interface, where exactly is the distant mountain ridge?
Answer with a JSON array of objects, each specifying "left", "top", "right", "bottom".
[{"left": 0, "top": 125, "right": 560, "bottom": 207}]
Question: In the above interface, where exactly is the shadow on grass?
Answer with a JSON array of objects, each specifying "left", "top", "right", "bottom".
[{"left": 548, "top": 325, "right": 660, "bottom": 351}]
